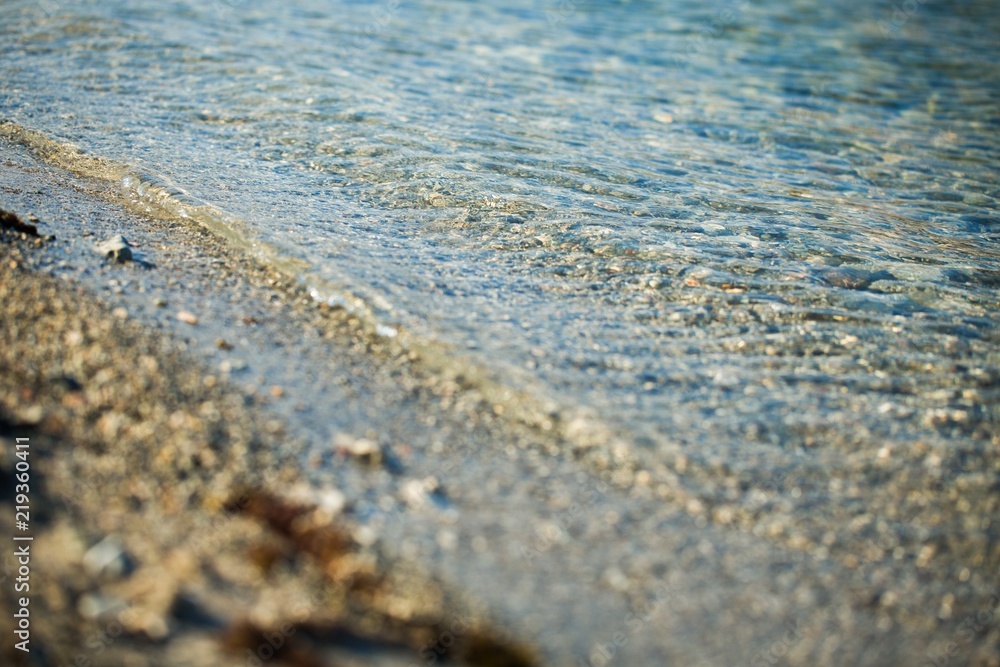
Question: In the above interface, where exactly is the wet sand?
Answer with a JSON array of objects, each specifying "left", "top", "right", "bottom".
[{"left": 1, "top": 135, "right": 998, "bottom": 666}]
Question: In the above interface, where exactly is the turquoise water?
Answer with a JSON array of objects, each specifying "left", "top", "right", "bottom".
[{"left": 2, "top": 0, "right": 998, "bottom": 476}]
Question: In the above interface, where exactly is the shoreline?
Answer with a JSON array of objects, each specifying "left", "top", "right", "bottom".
[
  {"left": 0, "top": 119, "right": 618, "bottom": 459},
  {"left": 1, "top": 133, "right": 998, "bottom": 666},
  {"left": 0, "top": 212, "right": 536, "bottom": 666},
  {"left": 0, "top": 136, "right": 545, "bottom": 666}
]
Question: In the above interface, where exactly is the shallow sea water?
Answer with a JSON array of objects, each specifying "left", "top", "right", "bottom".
[{"left": 2, "top": 0, "right": 998, "bottom": 489}]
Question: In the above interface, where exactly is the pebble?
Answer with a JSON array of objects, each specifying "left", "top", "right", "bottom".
[
  {"left": 401, "top": 479, "right": 429, "bottom": 508},
  {"left": 83, "top": 535, "right": 132, "bottom": 578},
  {"left": 97, "top": 235, "right": 133, "bottom": 263},
  {"left": 352, "top": 524, "right": 379, "bottom": 547},
  {"left": 602, "top": 566, "right": 630, "bottom": 592},
  {"left": 77, "top": 593, "right": 130, "bottom": 621},
  {"left": 176, "top": 310, "right": 198, "bottom": 325},
  {"left": 316, "top": 488, "right": 347, "bottom": 518},
  {"left": 817, "top": 266, "right": 891, "bottom": 291},
  {"left": 401, "top": 476, "right": 441, "bottom": 509},
  {"left": 333, "top": 433, "right": 383, "bottom": 465},
  {"left": 219, "top": 359, "right": 247, "bottom": 373}
]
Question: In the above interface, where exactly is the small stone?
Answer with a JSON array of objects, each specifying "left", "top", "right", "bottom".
[
  {"left": 334, "top": 433, "right": 382, "bottom": 465},
  {"left": 713, "top": 369, "right": 741, "bottom": 388},
  {"left": 818, "top": 266, "right": 892, "bottom": 291},
  {"left": 19, "top": 405, "right": 44, "bottom": 425},
  {"left": 83, "top": 536, "right": 132, "bottom": 578},
  {"left": 315, "top": 488, "right": 347, "bottom": 518},
  {"left": 602, "top": 567, "right": 629, "bottom": 592},
  {"left": 98, "top": 235, "right": 133, "bottom": 263},
  {"left": 269, "top": 385, "right": 284, "bottom": 397},
  {"left": 153, "top": 298, "right": 167, "bottom": 308},
  {"left": 77, "top": 593, "right": 130, "bottom": 621},
  {"left": 176, "top": 311, "right": 198, "bottom": 325},
  {"left": 226, "top": 358, "right": 247, "bottom": 372},
  {"left": 401, "top": 479, "right": 428, "bottom": 508},
  {"left": 352, "top": 524, "right": 378, "bottom": 547},
  {"left": 216, "top": 338, "right": 233, "bottom": 351},
  {"left": 401, "top": 476, "right": 441, "bottom": 509}
]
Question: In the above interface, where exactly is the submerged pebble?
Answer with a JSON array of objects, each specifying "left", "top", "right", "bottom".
[{"left": 816, "top": 266, "right": 891, "bottom": 291}]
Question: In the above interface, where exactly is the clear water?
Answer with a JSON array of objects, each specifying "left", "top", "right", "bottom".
[{"left": 2, "top": 0, "right": 998, "bottom": 478}]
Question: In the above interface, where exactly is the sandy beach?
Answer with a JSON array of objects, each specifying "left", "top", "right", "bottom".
[{"left": 1, "top": 130, "right": 998, "bottom": 667}]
